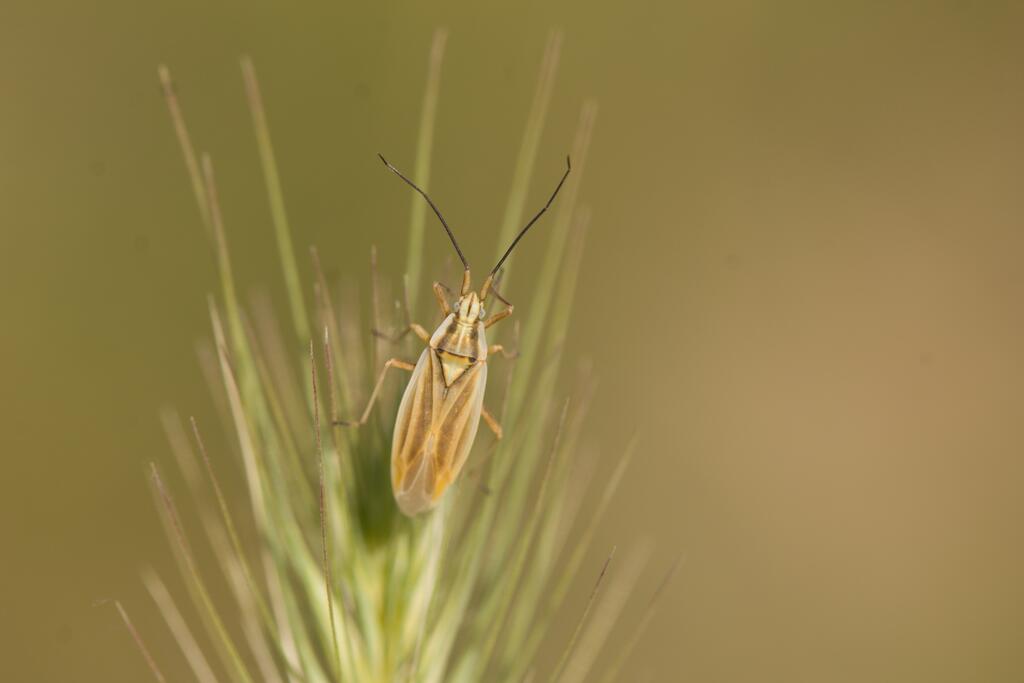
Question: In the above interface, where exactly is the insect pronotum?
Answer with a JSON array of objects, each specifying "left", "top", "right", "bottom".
[{"left": 335, "top": 153, "right": 571, "bottom": 516}]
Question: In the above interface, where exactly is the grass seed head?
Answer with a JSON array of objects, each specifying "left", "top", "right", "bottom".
[{"left": 132, "top": 29, "right": 667, "bottom": 683}]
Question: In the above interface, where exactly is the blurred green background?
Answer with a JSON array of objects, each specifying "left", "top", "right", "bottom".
[{"left": 3, "top": 1, "right": 1024, "bottom": 681}]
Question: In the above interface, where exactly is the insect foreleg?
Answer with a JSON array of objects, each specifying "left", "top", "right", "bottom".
[
  {"left": 480, "top": 405, "right": 504, "bottom": 440},
  {"left": 333, "top": 358, "right": 415, "bottom": 426}
]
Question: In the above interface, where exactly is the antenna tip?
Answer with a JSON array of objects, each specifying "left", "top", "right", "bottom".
[
  {"left": 377, "top": 153, "right": 388, "bottom": 165},
  {"left": 566, "top": 155, "right": 572, "bottom": 170}
]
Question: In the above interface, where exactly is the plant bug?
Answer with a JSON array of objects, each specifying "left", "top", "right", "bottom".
[{"left": 336, "top": 153, "right": 571, "bottom": 516}]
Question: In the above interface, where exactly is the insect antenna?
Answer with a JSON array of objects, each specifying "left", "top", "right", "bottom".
[
  {"left": 483, "top": 156, "right": 571, "bottom": 298},
  {"left": 377, "top": 154, "right": 470, "bottom": 272}
]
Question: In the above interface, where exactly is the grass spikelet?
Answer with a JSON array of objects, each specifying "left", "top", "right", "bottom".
[{"left": 131, "top": 38, "right": 669, "bottom": 682}]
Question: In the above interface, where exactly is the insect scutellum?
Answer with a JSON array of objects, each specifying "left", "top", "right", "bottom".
[{"left": 338, "top": 154, "right": 571, "bottom": 515}]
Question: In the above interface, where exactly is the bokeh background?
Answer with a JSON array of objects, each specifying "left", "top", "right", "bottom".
[{"left": 4, "top": 1, "right": 1024, "bottom": 681}]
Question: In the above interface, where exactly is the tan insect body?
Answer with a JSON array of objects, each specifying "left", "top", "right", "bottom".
[
  {"left": 337, "top": 155, "right": 571, "bottom": 515},
  {"left": 391, "top": 292, "right": 490, "bottom": 514}
]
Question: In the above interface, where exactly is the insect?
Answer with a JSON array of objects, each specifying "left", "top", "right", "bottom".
[{"left": 336, "top": 153, "right": 571, "bottom": 515}]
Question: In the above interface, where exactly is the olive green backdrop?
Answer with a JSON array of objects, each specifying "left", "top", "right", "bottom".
[{"left": 3, "top": 1, "right": 1024, "bottom": 681}]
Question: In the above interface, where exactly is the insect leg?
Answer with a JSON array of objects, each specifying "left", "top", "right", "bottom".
[
  {"left": 483, "top": 277, "right": 514, "bottom": 329},
  {"left": 484, "top": 307, "right": 514, "bottom": 329},
  {"left": 487, "top": 344, "right": 519, "bottom": 359},
  {"left": 480, "top": 405, "right": 504, "bottom": 440},
  {"left": 487, "top": 318, "right": 520, "bottom": 358},
  {"left": 333, "top": 358, "right": 415, "bottom": 426},
  {"left": 372, "top": 323, "right": 431, "bottom": 344},
  {"left": 373, "top": 274, "right": 432, "bottom": 343},
  {"left": 432, "top": 281, "right": 453, "bottom": 315}
]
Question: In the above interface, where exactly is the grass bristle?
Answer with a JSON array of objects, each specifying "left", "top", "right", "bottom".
[
  {"left": 310, "top": 338, "right": 343, "bottom": 678},
  {"left": 550, "top": 546, "right": 617, "bottom": 682},
  {"left": 100, "top": 598, "right": 167, "bottom": 683}
]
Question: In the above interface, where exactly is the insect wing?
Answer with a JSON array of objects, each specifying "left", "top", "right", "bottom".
[{"left": 391, "top": 348, "right": 487, "bottom": 515}]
